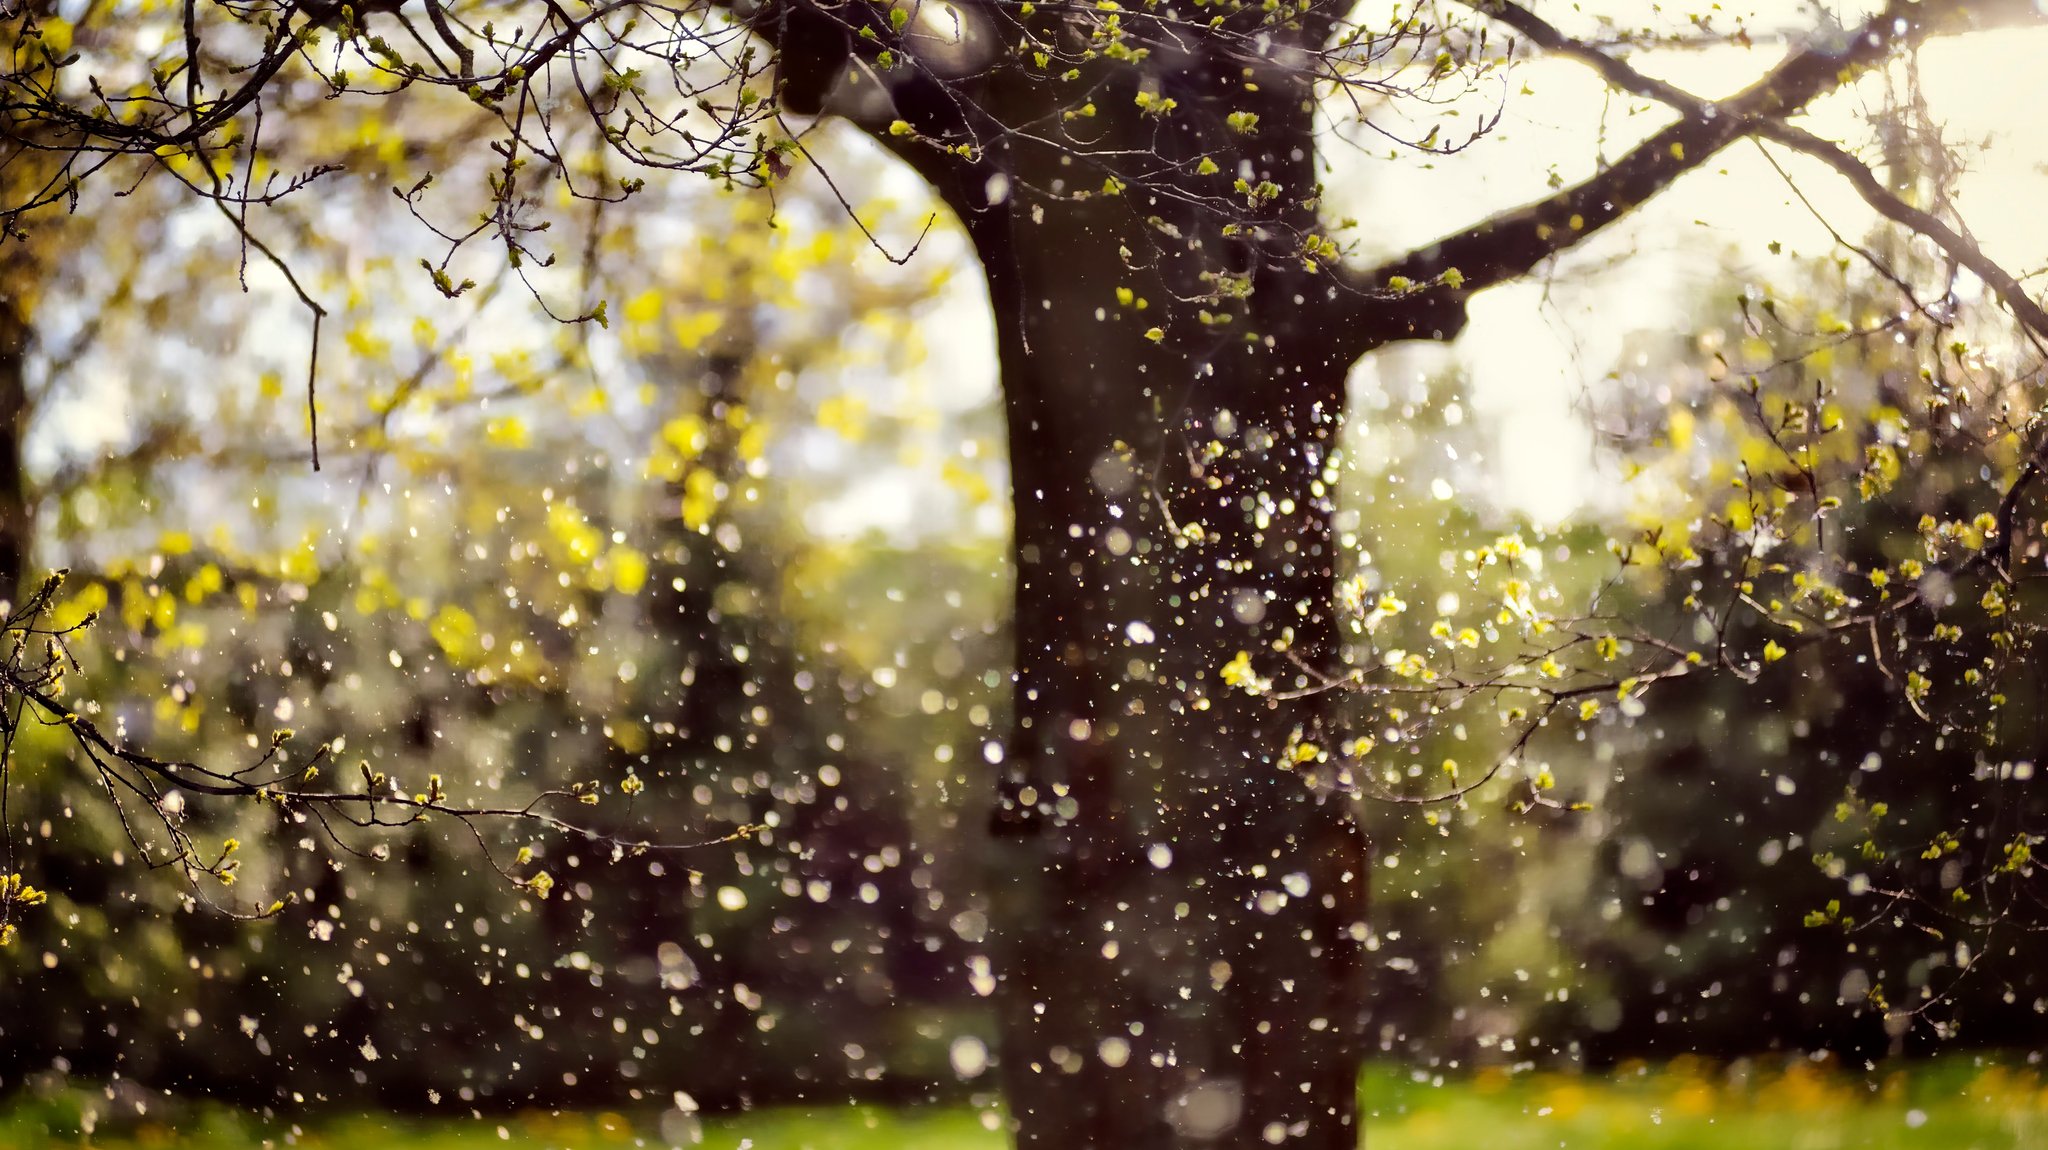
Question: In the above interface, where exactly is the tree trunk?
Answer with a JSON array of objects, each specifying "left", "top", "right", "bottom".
[
  {"left": 972, "top": 230, "right": 1372, "bottom": 1147},
  {"left": 927, "top": 55, "right": 1385, "bottom": 1148},
  {"left": 0, "top": 240, "right": 34, "bottom": 599}
]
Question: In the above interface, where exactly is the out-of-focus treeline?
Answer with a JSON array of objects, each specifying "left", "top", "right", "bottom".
[
  {"left": 1, "top": 107, "right": 2045, "bottom": 1122},
  {"left": 1360, "top": 248, "right": 2048, "bottom": 1069}
]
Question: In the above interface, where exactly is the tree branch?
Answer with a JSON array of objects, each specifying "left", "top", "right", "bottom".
[
  {"left": 1339, "top": 0, "right": 1996, "bottom": 353},
  {"left": 1471, "top": 0, "right": 2048, "bottom": 345},
  {"left": 1762, "top": 124, "right": 2048, "bottom": 345}
]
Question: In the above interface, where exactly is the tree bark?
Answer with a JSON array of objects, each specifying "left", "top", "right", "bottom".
[
  {"left": 0, "top": 231, "right": 35, "bottom": 599},
  {"left": 967, "top": 211, "right": 1373, "bottom": 1148},
  {"left": 898, "top": 41, "right": 1394, "bottom": 1143}
]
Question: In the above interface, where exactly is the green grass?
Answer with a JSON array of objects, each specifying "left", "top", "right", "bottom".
[
  {"left": 4, "top": 1057, "right": 2045, "bottom": 1148},
  {"left": 1353, "top": 1058, "right": 2047, "bottom": 1150}
]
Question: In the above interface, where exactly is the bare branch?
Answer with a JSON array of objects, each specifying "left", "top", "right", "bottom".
[
  {"left": 1341, "top": 0, "right": 2008, "bottom": 352},
  {"left": 1470, "top": 0, "right": 2048, "bottom": 346},
  {"left": 1758, "top": 124, "right": 2048, "bottom": 345}
]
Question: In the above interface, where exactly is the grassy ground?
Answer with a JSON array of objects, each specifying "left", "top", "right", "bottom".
[{"left": 4, "top": 1057, "right": 2045, "bottom": 1148}]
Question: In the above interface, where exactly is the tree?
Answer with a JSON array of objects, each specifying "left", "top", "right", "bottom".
[
  {"left": 8, "top": 0, "right": 2048, "bottom": 1145},
  {"left": 0, "top": 167, "right": 987, "bottom": 1110}
]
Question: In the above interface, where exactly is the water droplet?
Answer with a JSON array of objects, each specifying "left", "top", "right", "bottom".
[{"left": 950, "top": 1035, "right": 990, "bottom": 1078}]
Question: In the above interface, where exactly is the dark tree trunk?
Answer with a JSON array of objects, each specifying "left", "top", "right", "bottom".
[
  {"left": 0, "top": 241, "right": 33, "bottom": 599},
  {"left": 977, "top": 299, "right": 1371, "bottom": 1147},
  {"left": 920, "top": 53, "right": 1394, "bottom": 1149}
]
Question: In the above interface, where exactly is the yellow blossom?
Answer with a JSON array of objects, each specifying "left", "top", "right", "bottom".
[{"left": 1220, "top": 650, "right": 1267, "bottom": 693}]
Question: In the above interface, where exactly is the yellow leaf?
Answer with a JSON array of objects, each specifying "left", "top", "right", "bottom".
[
  {"left": 546, "top": 504, "right": 603, "bottom": 564},
  {"left": 816, "top": 394, "right": 868, "bottom": 441},
  {"left": 671, "top": 312, "right": 724, "bottom": 351},
  {"left": 609, "top": 545, "right": 649, "bottom": 595},
  {"left": 486, "top": 416, "right": 530, "bottom": 449},
  {"left": 624, "top": 289, "right": 663, "bottom": 325},
  {"left": 429, "top": 604, "right": 482, "bottom": 666},
  {"left": 680, "top": 468, "right": 720, "bottom": 531}
]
